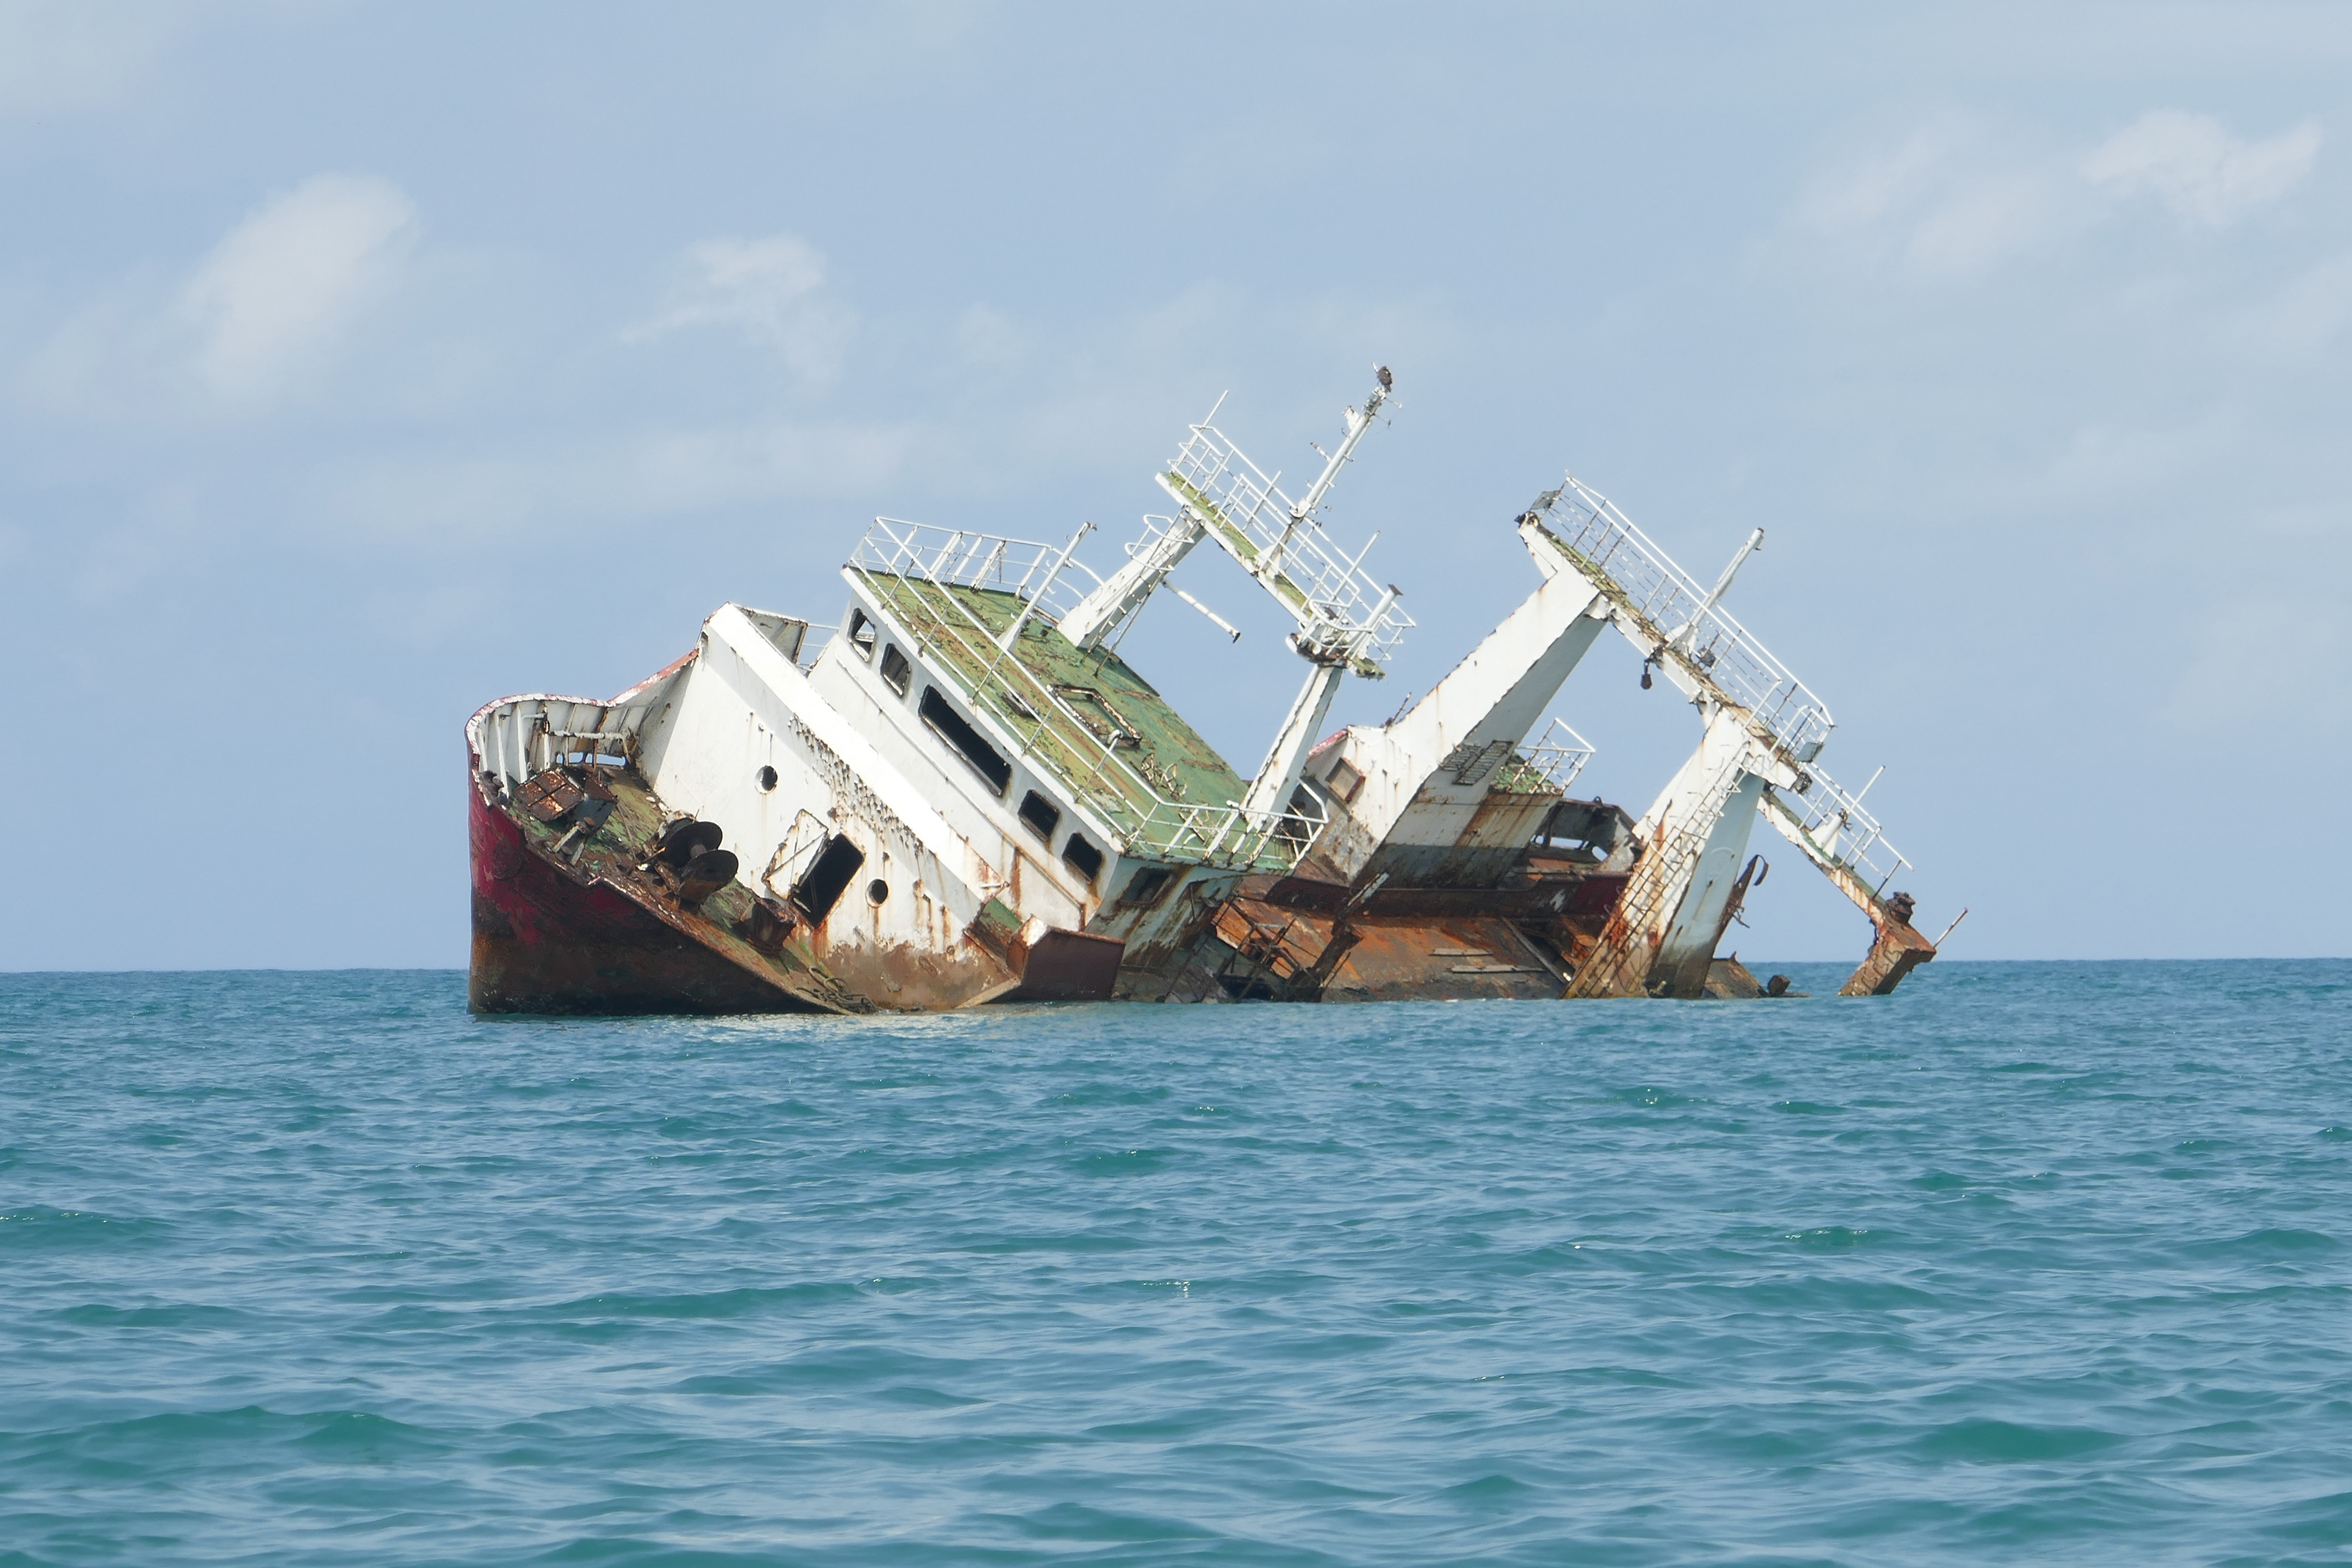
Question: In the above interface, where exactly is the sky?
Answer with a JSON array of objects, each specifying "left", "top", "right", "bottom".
[{"left": 2, "top": 0, "right": 2347, "bottom": 970}]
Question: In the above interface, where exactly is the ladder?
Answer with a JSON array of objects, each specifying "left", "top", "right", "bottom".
[{"left": 1565, "top": 753, "right": 1746, "bottom": 998}]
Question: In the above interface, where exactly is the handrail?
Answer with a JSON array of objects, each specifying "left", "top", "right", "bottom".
[
  {"left": 1491, "top": 717, "right": 1596, "bottom": 796},
  {"left": 467, "top": 694, "right": 651, "bottom": 790},
  {"left": 1762, "top": 758, "right": 1913, "bottom": 897},
  {"left": 1527, "top": 478, "right": 1834, "bottom": 761},
  {"left": 1165, "top": 423, "right": 1414, "bottom": 671},
  {"left": 848, "top": 518, "right": 1322, "bottom": 874}
]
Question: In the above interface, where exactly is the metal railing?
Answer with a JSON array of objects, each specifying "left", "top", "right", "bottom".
[
  {"left": 1489, "top": 717, "right": 1596, "bottom": 796},
  {"left": 1165, "top": 423, "right": 1415, "bottom": 668},
  {"left": 848, "top": 518, "right": 1322, "bottom": 875},
  {"left": 1528, "top": 478, "right": 1833, "bottom": 761},
  {"left": 851, "top": 517, "right": 1105, "bottom": 625},
  {"left": 468, "top": 695, "right": 649, "bottom": 789},
  {"left": 1763, "top": 760, "right": 1912, "bottom": 897}
]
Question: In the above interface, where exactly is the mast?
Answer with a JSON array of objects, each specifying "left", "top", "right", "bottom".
[{"left": 1060, "top": 368, "right": 1415, "bottom": 824}]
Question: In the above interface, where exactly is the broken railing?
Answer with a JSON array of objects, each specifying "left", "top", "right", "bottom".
[
  {"left": 1526, "top": 478, "right": 1834, "bottom": 762},
  {"left": 1488, "top": 717, "right": 1596, "bottom": 796},
  {"left": 849, "top": 518, "right": 1323, "bottom": 874}
]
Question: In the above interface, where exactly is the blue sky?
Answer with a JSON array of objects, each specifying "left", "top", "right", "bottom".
[{"left": 3, "top": 1, "right": 2346, "bottom": 969}]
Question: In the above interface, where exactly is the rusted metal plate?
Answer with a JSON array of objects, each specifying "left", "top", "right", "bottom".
[
  {"left": 514, "top": 766, "right": 617, "bottom": 827},
  {"left": 1839, "top": 916, "right": 1937, "bottom": 996},
  {"left": 515, "top": 769, "right": 583, "bottom": 824},
  {"left": 1321, "top": 914, "right": 1565, "bottom": 1002},
  {"left": 1704, "top": 956, "right": 1764, "bottom": 999},
  {"left": 1005, "top": 928, "right": 1127, "bottom": 1002}
]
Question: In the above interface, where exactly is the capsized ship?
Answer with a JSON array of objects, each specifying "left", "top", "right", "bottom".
[{"left": 467, "top": 371, "right": 1952, "bottom": 1015}]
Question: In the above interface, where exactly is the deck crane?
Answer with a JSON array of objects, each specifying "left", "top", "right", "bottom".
[
  {"left": 1057, "top": 371, "right": 1417, "bottom": 820},
  {"left": 1515, "top": 478, "right": 1936, "bottom": 997}
]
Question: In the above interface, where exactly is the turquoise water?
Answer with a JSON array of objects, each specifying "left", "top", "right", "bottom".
[{"left": 3, "top": 962, "right": 2348, "bottom": 1565}]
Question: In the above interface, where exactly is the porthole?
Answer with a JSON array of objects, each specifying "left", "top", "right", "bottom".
[
  {"left": 867, "top": 878, "right": 890, "bottom": 905},
  {"left": 756, "top": 764, "right": 778, "bottom": 792}
]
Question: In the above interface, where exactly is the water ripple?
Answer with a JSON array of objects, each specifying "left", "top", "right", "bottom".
[{"left": 1, "top": 961, "right": 2348, "bottom": 1564}]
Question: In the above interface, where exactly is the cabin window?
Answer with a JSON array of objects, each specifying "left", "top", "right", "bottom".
[
  {"left": 756, "top": 765, "right": 779, "bottom": 793},
  {"left": 919, "top": 686, "right": 1012, "bottom": 796},
  {"left": 1018, "top": 790, "right": 1060, "bottom": 843},
  {"left": 879, "top": 643, "right": 912, "bottom": 697},
  {"left": 1326, "top": 757, "right": 1365, "bottom": 803},
  {"left": 1061, "top": 833, "right": 1104, "bottom": 886},
  {"left": 791, "top": 833, "right": 865, "bottom": 922},
  {"left": 1118, "top": 864, "right": 1172, "bottom": 906},
  {"left": 847, "top": 609, "right": 877, "bottom": 661}
]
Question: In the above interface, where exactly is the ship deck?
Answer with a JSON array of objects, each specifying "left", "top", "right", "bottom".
[{"left": 854, "top": 571, "right": 1259, "bottom": 841}]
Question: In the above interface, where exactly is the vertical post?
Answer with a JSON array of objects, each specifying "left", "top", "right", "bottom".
[{"left": 996, "top": 521, "right": 1095, "bottom": 653}]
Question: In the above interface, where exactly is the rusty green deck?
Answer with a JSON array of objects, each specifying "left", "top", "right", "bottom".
[{"left": 854, "top": 573, "right": 1258, "bottom": 849}]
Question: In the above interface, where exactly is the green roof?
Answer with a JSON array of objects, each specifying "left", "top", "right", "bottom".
[{"left": 854, "top": 570, "right": 1292, "bottom": 868}]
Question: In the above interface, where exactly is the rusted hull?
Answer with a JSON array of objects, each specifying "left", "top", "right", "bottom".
[
  {"left": 1188, "top": 896, "right": 1569, "bottom": 1004},
  {"left": 471, "top": 750, "right": 1934, "bottom": 1014},
  {"left": 1325, "top": 915, "right": 1565, "bottom": 1002},
  {"left": 1008, "top": 928, "right": 1127, "bottom": 1002},
  {"left": 469, "top": 781, "right": 833, "bottom": 1017}
]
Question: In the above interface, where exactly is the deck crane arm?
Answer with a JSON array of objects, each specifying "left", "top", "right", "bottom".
[{"left": 1059, "top": 371, "right": 1418, "bottom": 820}]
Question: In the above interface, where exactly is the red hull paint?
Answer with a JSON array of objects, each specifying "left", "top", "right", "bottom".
[{"left": 467, "top": 778, "right": 827, "bottom": 1017}]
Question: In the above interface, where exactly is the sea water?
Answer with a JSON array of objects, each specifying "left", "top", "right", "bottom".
[{"left": 2, "top": 962, "right": 2347, "bottom": 1566}]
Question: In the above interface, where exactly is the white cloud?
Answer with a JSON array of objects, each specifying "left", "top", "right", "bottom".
[
  {"left": 1790, "top": 109, "right": 2324, "bottom": 282},
  {"left": 2082, "top": 111, "right": 2320, "bottom": 228},
  {"left": 611, "top": 420, "right": 916, "bottom": 511},
  {"left": 320, "top": 419, "right": 923, "bottom": 542},
  {"left": 628, "top": 234, "right": 856, "bottom": 388},
  {"left": 1904, "top": 170, "right": 2065, "bottom": 276},
  {"left": 1796, "top": 122, "right": 1966, "bottom": 236},
  {"left": 1792, "top": 118, "right": 2070, "bottom": 279},
  {"left": 180, "top": 174, "right": 418, "bottom": 402}
]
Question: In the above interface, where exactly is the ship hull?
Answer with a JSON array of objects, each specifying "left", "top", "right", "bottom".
[{"left": 468, "top": 775, "right": 831, "bottom": 1017}]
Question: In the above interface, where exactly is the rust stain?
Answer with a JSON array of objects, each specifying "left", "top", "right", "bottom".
[
  {"left": 468, "top": 768, "right": 861, "bottom": 1017},
  {"left": 1838, "top": 892, "right": 1937, "bottom": 996}
]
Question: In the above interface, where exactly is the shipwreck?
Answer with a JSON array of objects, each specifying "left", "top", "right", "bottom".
[{"left": 467, "top": 371, "right": 1951, "bottom": 1016}]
